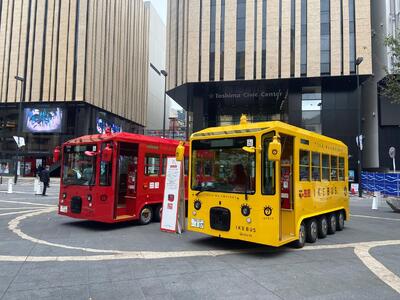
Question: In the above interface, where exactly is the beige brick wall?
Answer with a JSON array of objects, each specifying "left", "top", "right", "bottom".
[
  {"left": 330, "top": 0, "right": 342, "bottom": 76},
  {"left": 307, "top": 0, "right": 320, "bottom": 77},
  {"left": 266, "top": 0, "right": 279, "bottom": 79},
  {"left": 224, "top": 0, "right": 236, "bottom": 81},
  {"left": 281, "top": 0, "right": 292, "bottom": 79},
  {"left": 355, "top": 0, "right": 372, "bottom": 75},
  {"left": 186, "top": 0, "right": 200, "bottom": 83}
]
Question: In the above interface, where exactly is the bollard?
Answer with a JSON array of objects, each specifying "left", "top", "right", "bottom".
[
  {"left": 34, "top": 179, "right": 41, "bottom": 195},
  {"left": 36, "top": 181, "right": 43, "bottom": 195},
  {"left": 372, "top": 191, "right": 379, "bottom": 210},
  {"left": 7, "top": 179, "right": 13, "bottom": 194}
]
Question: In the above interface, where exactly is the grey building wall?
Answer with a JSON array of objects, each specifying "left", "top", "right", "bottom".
[{"left": 145, "top": 2, "right": 171, "bottom": 130}]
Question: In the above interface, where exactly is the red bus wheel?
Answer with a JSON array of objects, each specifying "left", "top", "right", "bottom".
[
  {"left": 139, "top": 206, "right": 153, "bottom": 225},
  {"left": 153, "top": 205, "right": 162, "bottom": 222}
]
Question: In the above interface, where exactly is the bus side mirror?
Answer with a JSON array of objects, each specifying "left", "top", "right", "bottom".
[
  {"left": 102, "top": 144, "right": 113, "bottom": 162},
  {"left": 176, "top": 141, "right": 185, "bottom": 161},
  {"left": 268, "top": 136, "right": 281, "bottom": 161},
  {"left": 53, "top": 146, "right": 61, "bottom": 163}
]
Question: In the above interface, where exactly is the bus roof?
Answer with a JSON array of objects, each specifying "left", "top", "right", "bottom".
[
  {"left": 191, "top": 120, "right": 346, "bottom": 148},
  {"left": 64, "top": 132, "right": 183, "bottom": 146}
]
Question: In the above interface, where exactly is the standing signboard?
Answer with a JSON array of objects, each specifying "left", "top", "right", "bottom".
[{"left": 160, "top": 156, "right": 185, "bottom": 233}]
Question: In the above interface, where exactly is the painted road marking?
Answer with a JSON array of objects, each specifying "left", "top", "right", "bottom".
[
  {"left": 0, "top": 191, "right": 58, "bottom": 195},
  {"left": 2, "top": 208, "right": 400, "bottom": 295},
  {"left": 0, "top": 209, "right": 46, "bottom": 217},
  {"left": 354, "top": 245, "right": 400, "bottom": 294},
  {"left": 350, "top": 214, "right": 400, "bottom": 222},
  {"left": 0, "top": 207, "right": 51, "bottom": 210},
  {"left": 0, "top": 200, "right": 55, "bottom": 207}
]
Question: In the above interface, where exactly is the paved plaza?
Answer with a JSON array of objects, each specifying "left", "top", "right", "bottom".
[{"left": 0, "top": 179, "right": 399, "bottom": 299}]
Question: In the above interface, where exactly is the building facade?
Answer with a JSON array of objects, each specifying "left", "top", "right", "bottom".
[
  {"left": 0, "top": 0, "right": 149, "bottom": 176},
  {"left": 363, "top": 0, "right": 400, "bottom": 171},
  {"left": 166, "top": 0, "right": 373, "bottom": 177}
]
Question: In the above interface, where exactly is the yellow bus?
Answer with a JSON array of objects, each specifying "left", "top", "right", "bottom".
[{"left": 189, "top": 116, "right": 349, "bottom": 248}]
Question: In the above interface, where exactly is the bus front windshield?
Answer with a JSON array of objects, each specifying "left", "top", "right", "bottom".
[
  {"left": 191, "top": 137, "right": 256, "bottom": 194},
  {"left": 62, "top": 144, "right": 97, "bottom": 186}
]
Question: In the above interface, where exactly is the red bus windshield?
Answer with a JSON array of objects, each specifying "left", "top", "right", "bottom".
[{"left": 62, "top": 144, "right": 97, "bottom": 186}]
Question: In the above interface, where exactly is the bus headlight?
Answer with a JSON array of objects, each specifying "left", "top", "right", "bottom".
[
  {"left": 241, "top": 204, "right": 251, "bottom": 216},
  {"left": 194, "top": 200, "right": 201, "bottom": 210},
  {"left": 62, "top": 193, "right": 67, "bottom": 199},
  {"left": 87, "top": 195, "right": 92, "bottom": 202}
]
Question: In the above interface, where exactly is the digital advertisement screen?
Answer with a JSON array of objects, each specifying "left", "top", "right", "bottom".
[
  {"left": 96, "top": 117, "right": 122, "bottom": 134},
  {"left": 23, "top": 107, "right": 63, "bottom": 133}
]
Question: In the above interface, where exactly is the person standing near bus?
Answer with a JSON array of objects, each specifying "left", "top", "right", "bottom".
[{"left": 40, "top": 165, "right": 50, "bottom": 196}]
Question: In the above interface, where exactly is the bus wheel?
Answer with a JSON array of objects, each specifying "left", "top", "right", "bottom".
[
  {"left": 293, "top": 222, "right": 306, "bottom": 248},
  {"left": 139, "top": 206, "right": 153, "bottom": 225},
  {"left": 317, "top": 216, "right": 328, "bottom": 239},
  {"left": 327, "top": 213, "right": 337, "bottom": 234},
  {"left": 153, "top": 205, "right": 162, "bottom": 222},
  {"left": 336, "top": 211, "right": 345, "bottom": 231},
  {"left": 306, "top": 219, "right": 318, "bottom": 243}
]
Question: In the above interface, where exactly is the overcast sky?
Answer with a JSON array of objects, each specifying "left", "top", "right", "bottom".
[{"left": 145, "top": 0, "right": 167, "bottom": 24}]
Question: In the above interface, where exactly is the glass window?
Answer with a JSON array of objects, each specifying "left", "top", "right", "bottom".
[
  {"left": 338, "top": 157, "right": 345, "bottom": 181},
  {"left": 144, "top": 154, "right": 160, "bottom": 176},
  {"left": 263, "top": 133, "right": 275, "bottom": 195},
  {"left": 301, "top": 0, "right": 307, "bottom": 76},
  {"left": 322, "top": 154, "right": 330, "bottom": 180},
  {"left": 236, "top": 0, "right": 246, "bottom": 80},
  {"left": 299, "top": 150, "right": 310, "bottom": 181},
  {"left": 312, "top": 152, "right": 320, "bottom": 181},
  {"left": 62, "top": 144, "right": 97, "bottom": 186},
  {"left": 330, "top": 155, "right": 338, "bottom": 181},
  {"left": 209, "top": 0, "right": 216, "bottom": 81},
  {"left": 191, "top": 137, "right": 256, "bottom": 194},
  {"left": 302, "top": 88, "right": 322, "bottom": 133}
]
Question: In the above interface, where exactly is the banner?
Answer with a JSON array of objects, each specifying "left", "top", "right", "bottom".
[{"left": 160, "top": 157, "right": 184, "bottom": 233}]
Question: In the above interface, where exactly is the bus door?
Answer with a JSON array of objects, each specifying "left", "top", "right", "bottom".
[
  {"left": 115, "top": 142, "right": 138, "bottom": 219},
  {"left": 279, "top": 134, "right": 295, "bottom": 241}
]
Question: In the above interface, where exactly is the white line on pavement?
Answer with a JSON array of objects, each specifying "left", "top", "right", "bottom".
[
  {"left": 354, "top": 245, "right": 400, "bottom": 294},
  {"left": 0, "top": 209, "right": 46, "bottom": 217},
  {"left": 0, "top": 207, "right": 51, "bottom": 210},
  {"left": 350, "top": 214, "right": 400, "bottom": 222},
  {"left": 0, "top": 200, "right": 56, "bottom": 207}
]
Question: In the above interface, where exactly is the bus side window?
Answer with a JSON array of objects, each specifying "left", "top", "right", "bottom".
[
  {"left": 331, "top": 156, "right": 338, "bottom": 181},
  {"left": 312, "top": 152, "right": 321, "bottom": 181},
  {"left": 299, "top": 150, "right": 310, "bottom": 181},
  {"left": 322, "top": 154, "right": 330, "bottom": 181},
  {"left": 145, "top": 154, "right": 160, "bottom": 176},
  {"left": 184, "top": 157, "right": 189, "bottom": 175},
  {"left": 100, "top": 161, "right": 112, "bottom": 186},
  {"left": 338, "top": 157, "right": 345, "bottom": 181},
  {"left": 161, "top": 155, "right": 168, "bottom": 175}
]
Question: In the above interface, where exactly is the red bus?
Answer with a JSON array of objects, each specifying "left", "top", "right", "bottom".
[{"left": 55, "top": 131, "right": 188, "bottom": 223}]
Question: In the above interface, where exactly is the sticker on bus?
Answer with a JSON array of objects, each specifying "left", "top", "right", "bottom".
[{"left": 60, "top": 205, "right": 68, "bottom": 213}]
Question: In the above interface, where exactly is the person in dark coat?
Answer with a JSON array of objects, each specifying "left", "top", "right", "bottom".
[{"left": 40, "top": 165, "right": 50, "bottom": 196}]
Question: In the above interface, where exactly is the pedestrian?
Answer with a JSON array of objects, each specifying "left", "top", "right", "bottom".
[
  {"left": 37, "top": 164, "right": 44, "bottom": 178},
  {"left": 40, "top": 165, "right": 50, "bottom": 196}
]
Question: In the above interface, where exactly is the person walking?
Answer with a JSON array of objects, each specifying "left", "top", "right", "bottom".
[{"left": 40, "top": 165, "right": 50, "bottom": 196}]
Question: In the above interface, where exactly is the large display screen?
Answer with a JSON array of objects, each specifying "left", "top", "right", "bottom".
[
  {"left": 23, "top": 107, "right": 63, "bottom": 133},
  {"left": 96, "top": 117, "right": 122, "bottom": 134}
]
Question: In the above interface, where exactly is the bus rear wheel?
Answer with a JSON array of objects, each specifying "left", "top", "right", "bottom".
[
  {"left": 153, "top": 205, "right": 162, "bottom": 222},
  {"left": 139, "top": 206, "right": 153, "bottom": 225},
  {"left": 327, "top": 213, "right": 337, "bottom": 234},
  {"left": 336, "top": 211, "right": 345, "bottom": 231},
  {"left": 306, "top": 219, "right": 318, "bottom": 243},
  {"left": 293, "top": 222, "right": 306, "bottom": 248},
  {"left": 317, "top": 216, "right": 328, "bottom": 238}
]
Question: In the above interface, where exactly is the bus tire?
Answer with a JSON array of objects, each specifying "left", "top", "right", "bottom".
[
  {"left": 153, "top": 205, "right": 162, "bottom": 222},
  {"left": 336, "top": 211, "right": 345, "bottom": 231},
  {"left": 293, "top": 222, "right": 306, "bottom": 248},
  {"left": 327, "top": 213, "right": 337, "bottom": 234},
  {"left": 317, "top": 216, "right": 328, "bottom": 238},
  {"left": 306, "top": 219, "right": 318, "bottom": 243},
  {"left": 139, "top": 206, "right": 153, "bottom": 225}
]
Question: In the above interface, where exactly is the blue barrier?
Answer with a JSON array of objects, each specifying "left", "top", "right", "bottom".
[{"left": 362, "top": 172, "right": 400, "bottom": 197}]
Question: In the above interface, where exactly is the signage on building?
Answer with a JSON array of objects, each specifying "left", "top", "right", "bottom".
[{"left": 210, "top": 90, "right": 284, "bottom": 100}]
